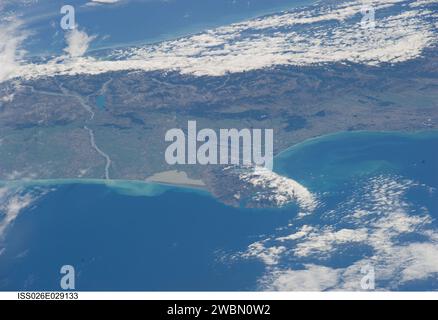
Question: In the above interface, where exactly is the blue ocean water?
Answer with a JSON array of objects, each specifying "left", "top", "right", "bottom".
[
  {"left": 19, "top": 0, "right": 317, "bottom": 57},
  {"left": 275, "top": 131, "right": 438, "bottom": 192},
  {"left": 0, "top": 131, "right": 437, "bottom": 291}
]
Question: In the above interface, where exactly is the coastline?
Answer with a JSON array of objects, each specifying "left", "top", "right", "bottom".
[
  {"left": 145, "top": 170, "right": 206, "bottom": 188},
  {"left": 274, "top": 129, "right": 438, "bottom": 159},
  {"left": 1, "top": 130, "right": 437, "bottom": 195},
  {"left": 0, "top": 177, "right": 208, "bottom": 196}
]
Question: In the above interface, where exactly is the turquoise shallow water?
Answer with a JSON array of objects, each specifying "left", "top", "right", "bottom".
[
  {"left": 275, "top": 130, "right": 438, "bottom": 191},
  {"left": 0, "top": 130, "right": 437, "bottom": 290}
]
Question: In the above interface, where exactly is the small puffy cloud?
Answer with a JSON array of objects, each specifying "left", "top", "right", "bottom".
[
  {"left": 64, "top": 29, "right": 96, "bottom": 58},
  {"left": 242, "top": 241, "right": 286, "bottom": 266},
  {"left": 88, "top": 0, "right": 121, "bottom": 5},
  {"left": 398, "top": 243, "right": 438, "bottom": 283},
  {"left": 264, "top": 265, "right": 341, "bottom": 291}
]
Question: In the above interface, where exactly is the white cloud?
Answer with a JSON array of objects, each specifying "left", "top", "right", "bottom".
[
  {"left": 0, "top": 18, "right": 28, "bottom": 82},
  {"left": 398, "top": 243, "right": 438, "bottom": 282},
  {"left": 277, "top": 225, "right": 314, "bottom": 241},
  {"left": 91, "top": 0, "right": 121, "bottom": 3},
  {"left": 242, "top": 241, "right": 286, "bottom": 266},
  {"left": 1, "top": 0, "right": 436, "bottom": 83},
  {"left": 64, "top": 29, "right": 96, "bottom": 58},
  {"left": 263, "top": 265, "right": 341, "bottom": 291},
  {"left": 0, "top": 187, "right": 49, "bottom": 238},
  {"left": 292, "top": 228, "right": 369, "bottom": 258},
  {"left": 409, "top": 0, "right": 438, "bottom": 8},
  {"left": 85, "top": 0, "right": 121, "bottom": 7},
  {"left": 0, "top": 188, "right": 33, "bottom": 237},
  {"left": 241, "top": 175, "right": 438, "bottom": 290}
]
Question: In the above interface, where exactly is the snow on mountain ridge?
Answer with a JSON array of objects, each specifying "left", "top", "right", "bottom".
[{"left": 238, "top": 167, "right": 318, "bottom": 211}]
